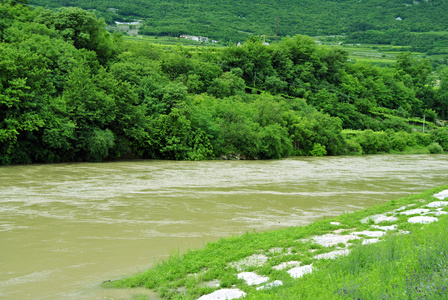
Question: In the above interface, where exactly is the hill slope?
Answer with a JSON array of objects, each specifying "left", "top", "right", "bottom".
[{"left": 29, "top": 0, "right": 448, "bottom": 49}]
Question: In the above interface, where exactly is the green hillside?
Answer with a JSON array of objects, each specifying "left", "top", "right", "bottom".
[
  {"left": 29, "top": 0, "right": 448, "bottom": 52},
  {"left": 1, "top": 2, "right": 448, "bottom": 165}
]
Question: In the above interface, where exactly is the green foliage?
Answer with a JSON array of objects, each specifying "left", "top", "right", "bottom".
[
  {"left": 35, "top": 7, "right": 118, "bottom": 63},
  {"left": 434, "top": 66, "right": 448, "bottom": 119},
  {"left": 85, "top": 127, "right": 115, "bottom": 162},
  {"left": 145, "top": 108, "right": 214, "bottom": 160},
  {"left": 347, "top": 30, "right": 448, "bottom": 53},
  {"left": 430, "top": 128, "right": 448, "bottom": 151},
  {"left": 283, "top": 215, "right": 448, "bottom": 299},
  {"left": 258, "top": 124, "right": 292, "bottom": 159},
  {"left": 0, "top": 3, "right": 447, "bottom": 165},
  {"left": 310, "top": 143, "right": 327, "bottom": 156},
  {"left": 343, "top": 129, "right": 434, "bottom": 155},
  {"left": 343, "top": 138, "right": 362, "bottom": 155},
  {"left": 424, "top": 108, "right": 438, "bottom": 123},
  {"left": 428, "top": 142, "right": 444, "bottom": 154},
  {"left": 42, "top": 121, "right": 75, "bottom": 151},
  {"left": 207, "top": 72, "right": 245, "bottom": 98},
  {"left": 28, "top": 0, "right": 448, "bottom": 52}
]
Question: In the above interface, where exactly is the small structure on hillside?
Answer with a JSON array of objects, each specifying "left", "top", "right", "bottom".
[{"left": 179, "top": 35, "right": 218, "bottom": 43}]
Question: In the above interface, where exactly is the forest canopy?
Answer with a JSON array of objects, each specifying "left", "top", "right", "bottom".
[
  {"left": 28, "top": 0, "right": 448, "bottom": 52},
  {"left": 0, "top": 2, "right": 447, "bottom": 164}
]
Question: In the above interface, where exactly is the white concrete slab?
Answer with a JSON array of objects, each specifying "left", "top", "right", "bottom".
[
  {"left": 314, "top": 249, "right": 350, "bottom": 260},
  {"left": 309, "top": 233, "right": 361, "bottom": 247},
  {"left": 434, "top": 190, "right": 448, "bottom": 200},
  {"left": 353, "top": 231, "right": 386, "bottom": 238},
  {"left": 287, "top": 265, "right": 313, "bottom": 278},
  {"left": 426, "top": 211, "right": 448, "bottom": 216},
  {"left": 425, "top": 201, "right": 448, "bottom": 208},
  {"left": 371, "top": 225, "right": 397, "bottom": 231},
  {"left": 408, "top": 216, "right": 438, "bottom": 224},
  {"left": 362, "top": 238, "right": 380, "bottom": 245},
  {"left": 198, "top": 288, "right": 247, "bottom": 300},
  {"left": 393, "top": 204, "right": 415, "bottom": 212},
  {"left": 237, "top": 272, "right": 269, "bottom": 286},
  {"left": 256, "top": 280, "right": 283, "bottom": 290},
  {"left": 400, "top": 208, "right": 430, "bottom": 215},
  {"left": 361, "top": 214, "right": 398, "bottom": 224},
  {"left": 273, "top": 261, "right": 301, "bottom": 270}
]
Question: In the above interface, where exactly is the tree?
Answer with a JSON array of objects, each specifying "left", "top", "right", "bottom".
[
  {"left": 0, "top": 41, "right": 54, "bottom": 163},
  {"left": 310, "top": 143, "right": 327, "bottom": 156},
  {"left": 434, "top": 66, "right": 448, "bottom": 119},
  {"left": 35, "top": 7, "right": 116, "bottom": 63},
  {"left": 430, "top": 128, "right": 448, "bottom": 151},
  {"left": 207, "top": 72, "right": 245, "bottom": 98},
  {"left": 146, "top": 108, "right": 213, "bottom": 160}
]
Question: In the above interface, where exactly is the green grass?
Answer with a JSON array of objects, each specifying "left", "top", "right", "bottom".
[
  {"left": 112, "top": 30, "right": 448, "bottom": 66},
  {"left": 250, "top": 211, "right": 448, "bottom": 299},
  {"left": 316, "top": 36, "right": 436, "bottom": 65},
  {"left": 104, "top": 185, "right": 448, "bottom": 299},
  {"left": 118, "top": 33, "right": 446, "bottom": 66},
  {"left": 122, "top": 35, "right": 226, "bottom": 48},
  {"left": 340, "top": 44, "right": 427, "bottom": 66}
]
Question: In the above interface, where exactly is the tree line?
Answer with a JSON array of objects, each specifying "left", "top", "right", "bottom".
[{"left": 0, "top": 3, "right": 447, "bottom": 164}]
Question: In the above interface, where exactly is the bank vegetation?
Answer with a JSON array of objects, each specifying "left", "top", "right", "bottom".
[{"left": 1, "top": 2, "right": 448, "bottom": 164}]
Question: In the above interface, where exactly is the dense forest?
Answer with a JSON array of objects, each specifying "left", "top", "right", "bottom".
[
  {"left": 0, "top": 2, "right": 448, "bottom": 164},
  {"left": 28, "top": 0, "right": 448, "bottom": 53}
]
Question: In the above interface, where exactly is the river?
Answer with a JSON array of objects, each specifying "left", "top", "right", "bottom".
[{"left": 1, "top": 154, "right": 447, "bottom": 299}]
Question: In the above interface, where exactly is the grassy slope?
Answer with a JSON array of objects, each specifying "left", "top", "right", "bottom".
[
  {"left": 105, "top": 185, "right": 448, "bottom": 299},
  {"left": 119, "top": 34, "right": 432, "bottom": 66}
]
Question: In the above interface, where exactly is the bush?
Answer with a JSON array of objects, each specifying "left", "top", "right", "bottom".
[
  {"left": 85, "top": 128, "right": 115, "bottom": 162},
  {"left": 424, "top": 108, "right": 438, "bottom": 123},
  {"left": 428, "top": 142, "right": 444, "bottom": 154},
  {"left": 413, "top": 132, "right": 432, "bottom": 147},
  {"left": 391, "top": 131, "right": 416, "bottom": 152},
  {"left": 344, "top": 139, "right": 362, "bottom": 155},
  {"left": 382, "top": 117, "right": 411, "bottom": 132},
  {"left": 310, "top": 143, "right": 327, "bottom": 156},
  {"left": 356, "top": 130, "right": 380, "bottom": 154},
  {"left": 430, "top": 128, "right": 448, "bottom": 150}
]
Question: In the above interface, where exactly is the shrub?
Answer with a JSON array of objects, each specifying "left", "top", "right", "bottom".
[
  {"left": 86, "top": 128, "right": 115, "bottom": 162},
  {"left": 344, "top": 139, "right": 362, "bottom": 155},
  {"left": 424, "top": 108, "right": 438, "bottom": 123},
  {"left": 413, "top": 132, "right": 432, "bottom": 147},
  {"left": 382, "top": 117, "right": 411, "bottom": 132},
  {"left": 356, "top": 129, "right": 379, "bottom": 154},
  {"left": 391, "top": 131, "right": 416, "bottom": 152},
  {"left": 428, "top": 142, "right": 444, "bottom": 154},
  {"left": 310, "top": 143, "right": 327, "bottom": 156},
  {"left": 430, "top": 128, "right": 448, "bottom": 150}
]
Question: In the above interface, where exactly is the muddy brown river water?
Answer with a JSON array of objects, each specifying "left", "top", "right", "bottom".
[{"left": 1, "top": 155, "right": 447, "bottom": 299}]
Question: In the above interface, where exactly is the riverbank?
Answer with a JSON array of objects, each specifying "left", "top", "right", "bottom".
[{"left": 104, "top": 185, "right": 448, "bottom": 299}]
